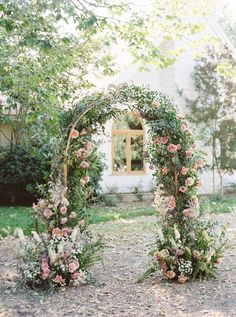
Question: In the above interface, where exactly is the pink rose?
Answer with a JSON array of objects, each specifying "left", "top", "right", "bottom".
[
  {"left": 161, "top": 261, "right": 168, "bottom": 272},
  {"left": 53, "top": 275, "right": 65, "bottom": 284},
  {"left": 60, "top": 217, "right": 68, "bottom": 225},
  {"left": 186, "top": 177, "right": 194, "bottom": 187},
  {"left": 180, "top": 122, "right": 188, "bottom": 132},
  {"left": 186, "top": 150, "right": 193, "bottom": 158},
  {"left": 179, "top": 186, "right": 187, "bottom": 193},
  {"left": 71, "top": 272, "right": 79, "bottom": 279},
  {"left": 43, "top": 209, "right": 53, "bottom": 219},
  {"left": 166, "top": 270, "right": 176, "bottom": 279},
  {"left": 80, "top": 161, "right": 90, "bottom": 169},
  {"left": 167, "top": 144, "right": 178, "bottom": 153},
  {"left": 167, "top": 195, "right": 176, "bottom": 210},
  {"left": 68, "top": 259, "right": 80, "bottom": 273},
  {"left": 181, "top": 166, "right": 188, "bottom": 175},
  {"left": 84, "top": 142, "right": 92, "bottom": 150},
  {"left": 62, "top": 227, "right": 72, "bottom": 235},
  {"left": 60, "top": 206, "right": 67, "bottom": 214},
  {"left": 80, "top": 175, "right": 90, "bottom": 186},
  {"left": 178, "top": 274, "right": 187, "bottom": 284},
  {"left": 69, "top": 211, "right": 77, "bottom": 219},
  {"left": 76, "top": 148, "right": 89, "bottom": 159},
  {"left": 162, "top": 166, "right": 169, "bottom": 175},
  {"left": 160, "top": 136, "right": 169, "bottom": 144},
  {"left": 42, "top": 268, "right": 50, "bottom": 280},
  {"left": 182, "top": 208, "right": 191, "bottom": 218},
  {"left": 71, "top": 129, "right": 79, "bottom": 139}
]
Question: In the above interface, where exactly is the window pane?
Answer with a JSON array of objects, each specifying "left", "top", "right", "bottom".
[
  {"left": 113, "top": 135, "right": 127, "bottom": 172},
  {"left": 131, "top": 135, "right": 144, "bottom": 171},
  {"left": 113, "top": 113, "right": 142, "bottom": 130}
]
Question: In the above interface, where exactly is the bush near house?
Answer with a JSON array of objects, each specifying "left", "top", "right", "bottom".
[{"left": 0, "top": 145, "right": 49, "bottom": 205}]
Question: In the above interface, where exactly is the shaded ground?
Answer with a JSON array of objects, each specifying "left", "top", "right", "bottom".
[{"left": 0, "top": 211, "right": 235, "bottom": 317}]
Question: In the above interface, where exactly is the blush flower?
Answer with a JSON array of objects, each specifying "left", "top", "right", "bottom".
[
  {"left": 76, "top": 148, "right": 89, "bottom": 159},
  {"left": 178, "top": 274, "right": 187, "bottom": 284},
  {"left": 162, "top": 166, "right": 169, "bottom": 175},
  {"left": 43, "top": 209, "right": 53, "bottom": 219},
  {"left": 80, "top": 175, "right": 90, "bottom": 186},
  {"left": 160, "top": 136, "right": 169, "bottom": 144},
  {"left": 161, "top": 261, "right": 168, "bottom": 272},
  {"left": 84, "top": 142, "right": 92, "bottom": 150},
  {"left": 166, "top": 270, "right": 176, "bottom": 279},
  {"left": 60, "top": 206, "right": 67, "bottom": 214},
  {"left": 68, "top": 259, "right": 80, "bottom": 273},
  {"left": 60, "top": 217, "right": 68, "bottom": 225},
  {"left": 70, "top": 129, "right": 79, "bottom": 139},
  {"left": 192, "top": 250, "right": 202, "bottom": 261},
  {"left": 80, "top": 161, "right": 90, "bottom": 169},
  {"left": 179, "top": 186, "right": 187, "bottom": 193},
  {"left": 180, "top": 122, "right": 189, "bottom": 132},
  {"left": 186, "top": 177, "right": 194, "bottom": 187},
  {"left": 53, "top": 275, "right": 65, "bottom": 284},
  {"left": 186, "top": 150, "right": 193, "bottom": 158},
  {"left": 167, "top": 196, "right": 176, "bottom": 210},
  {"left": 167, "top": 144, "right": 178, "bottom": 153},
  {"left": 176, "top": 144, "right": 181, "bottom": 150},
  {"left": 69, "top": 211, "right": 77, "bottom": 219},
  {"left": 182, "top": 209, "right": 191, "bottom": 218},
  {"left": 71, "top": 272, "right": 79, "bottom": 279},
  {"left": 152, "top": 100, "right": 161, "bottom": 108},
  {"left": 181, "top": 166, "right": 188, "bottom": 175}
]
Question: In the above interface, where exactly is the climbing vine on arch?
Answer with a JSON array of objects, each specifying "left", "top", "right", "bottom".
[{"left": 19, "top": 84, "right": 226, "bottom": 288}]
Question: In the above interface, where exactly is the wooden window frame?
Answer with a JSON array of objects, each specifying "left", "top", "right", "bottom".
[{"left": 112, "top": 117, "right": 146, "bottom": 175}]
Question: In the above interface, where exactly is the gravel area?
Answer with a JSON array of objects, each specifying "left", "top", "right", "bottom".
[{"left": 0, "top": 211, "right": 235, "bottom": 317}]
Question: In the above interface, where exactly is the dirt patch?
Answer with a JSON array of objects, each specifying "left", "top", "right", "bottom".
[{"left": 0, "top": 211, "right": 235, "bottom": 317}]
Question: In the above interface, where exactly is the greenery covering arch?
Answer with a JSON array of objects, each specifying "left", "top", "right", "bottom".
[{"left": 20, "top": 84, "right": 226, "bottom": 288}]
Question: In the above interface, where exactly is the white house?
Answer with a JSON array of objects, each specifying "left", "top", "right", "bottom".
[{"left": 96, "top": 18, "right": 236, "bottom": 195}]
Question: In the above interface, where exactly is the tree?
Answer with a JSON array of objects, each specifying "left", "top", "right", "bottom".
[{"left": 183, "top": 45, "right": 236, "bottom": 195}]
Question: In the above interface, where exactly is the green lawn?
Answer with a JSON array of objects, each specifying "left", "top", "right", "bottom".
[{"left": 0, "top": 195, "right": 235, "bottom": 238}]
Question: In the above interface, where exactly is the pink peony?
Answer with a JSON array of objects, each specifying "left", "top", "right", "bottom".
[
  {"left": 167, "top": 196, "right": 176, "bottom": 210},
  {"left": 186, "top": 177, "right": 194, "bottom": 187},
  {"left": 178, "top": 274, "right": 187, "bottom": 284},
  {"left": 160, "top": 136, "right": 169, "bottom": 144},
  {"left": 69, "top": 211, "right": 77, "bottom": 219},
  {"left": 179, "top": 186, "right": 187, "bottom": 193},
  {"left": 68, "top": 260, "right": 80, "bottom": 273},
  {"left": 71, "top": 129, "right": 79, "bottom": 139},
  {"left": 186, "top": 150, "right": 193, "bottom": 158},
  {"left": 43, "top": 209, "right": 53, "bottom": 219},
  {"left": 162, "top": 166, "right": 169, "bottom": 175},
  {"left": 53, "top": 275, "right": 65, "bottom": 284},
  {"left": 80, "top": 161, "right": 90, "bottom": 169},
  {"left": 181, "top": 166, "right": 188, "bottom": 175},
  {"left": 80, "top": 175, "right": 90, "bottom": 186},
  {"left": 60, "top": 217, "right": 68, "bottom": 225},
  {"left": 166, "top": 270, "right": 176, "bottom": 279},
  {"left": 167, "top": 144, "right": 178, "bottom": 153},
  {"left": 182, "top": 208, "right": 191, "bottom": 218},
  {"left": 60, "top": 206, "right": 67, "bottom": 214}
]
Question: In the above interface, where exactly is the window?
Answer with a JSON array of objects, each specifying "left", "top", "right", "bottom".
[{"left": 112, "top": 112, "right": 145, "bottom": 174}]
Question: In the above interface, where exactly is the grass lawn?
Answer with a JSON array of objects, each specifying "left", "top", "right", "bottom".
[{"left": 0, "top": 195, "right": 235, "bottom": 237}]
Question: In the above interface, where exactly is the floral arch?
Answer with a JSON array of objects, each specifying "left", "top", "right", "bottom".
[{"left": 20, "top": 84, "right": 225, "bottom": 288}]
